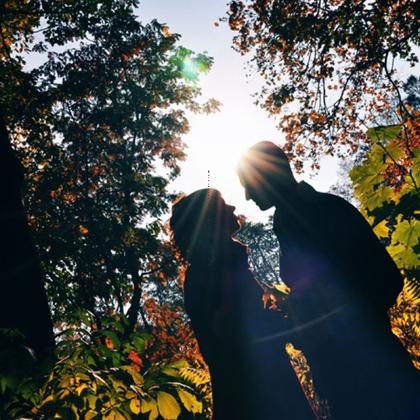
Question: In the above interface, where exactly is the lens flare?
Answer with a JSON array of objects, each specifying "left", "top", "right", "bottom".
[{"left": 181, "top": 57, "right": 201, "bottom": 81}]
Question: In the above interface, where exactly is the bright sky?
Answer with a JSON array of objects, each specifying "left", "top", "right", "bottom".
[{"left": 138, "top": 0, "right": 339, "bottom": 222}]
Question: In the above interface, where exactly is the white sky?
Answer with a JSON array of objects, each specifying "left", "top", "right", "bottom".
[{"left": 138, "top": 0, "right": 339, "bottom": 222}]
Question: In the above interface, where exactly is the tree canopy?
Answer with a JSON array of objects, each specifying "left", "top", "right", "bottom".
[
  {"left": 227, "top": 0, "right": 419, "bottom": 169},
  {"left": 1, "top": 0, "right": 217, "bottom": 330}
]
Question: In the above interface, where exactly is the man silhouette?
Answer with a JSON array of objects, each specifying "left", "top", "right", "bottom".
[{"left": 238, "top": 141, "right": 419, "bottom": 419}]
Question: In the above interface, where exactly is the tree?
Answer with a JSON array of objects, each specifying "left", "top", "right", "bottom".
[
  {"left": 0, "top": 110, "right": 55, "bottom": 359},
  {"left": 236, "top": 218, "right": 281, "bottom": 286},
  {"left": 1, "top": 0, "right": 217, "bottom": 334},
  {"left": 227, "top": 0, "right": 419, "bottom": 170}
]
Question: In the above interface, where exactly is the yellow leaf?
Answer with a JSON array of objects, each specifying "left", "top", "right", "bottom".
[
  {"left": 141, "top": 398, "right": 154, "bottom": 413},
  {"left": 141, "top": 398, "right": 158, "bottom": 420},
  {"left": 76, "top": 383, "right": 88, "bottom": 396},
  {"left": 121, "top": 365, "right": 144, "bottom": 384},
  {"left": 103, "top": 410, "right": 125, "bottom": 420},
  {"left": 84, "top": 410, "right": 97, "bottom": 420},
  {"left": 114, "top": 411, "right": 126, "bottom": 420},
  {"left": 272, "top": 282, "right": 291, "bottom": 295},
  {"left": 374, "top": 219, "right": 389, "bottom": 238},
  {"left": 177, "top": 388, "right": 203, "bottom": 414},
  {"left": 38, "top": 394, "right": 54, "bottom": 408},
  {"left": 130, "top": 398, "right": 141, "bottom": 415},
  {"left": 157, "top": 391, "right": 181, "bottom": 419},
  {"left": 87, "top": 395, "right": 97, "bottom": 410}
]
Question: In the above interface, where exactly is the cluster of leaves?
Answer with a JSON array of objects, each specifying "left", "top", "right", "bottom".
[
  {"left": 1, "top": 315, "right": 211, "bottom": 419},
  {"left": 227, "top": 0, "right": 419, "bottom": 169},
  {"left": 285, "top": 343, "right": 330, "bottom": 420},
  {"left": 350, "top": 119, "right": 419, "bottom": 367}
]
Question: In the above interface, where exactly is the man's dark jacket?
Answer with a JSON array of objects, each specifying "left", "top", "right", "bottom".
[{"left": 273, "top": 181, "right": 418, "bottom": 420}]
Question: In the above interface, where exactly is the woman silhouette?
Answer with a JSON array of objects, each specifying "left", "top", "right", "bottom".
[{"left": 170, "top": 188, "right": 314, "bottom": 420}]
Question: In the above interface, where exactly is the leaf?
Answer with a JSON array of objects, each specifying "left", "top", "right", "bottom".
[
  {"left": 161, "top": 367, "right": 179, "bottom": 377},
  {"left": 38, "top": 394, "right": 54, "bottom": 408},
  {"left": 272, "top": 282, "right": 291, "bottom": 295},
  {"left": 85, "top": 410, "right": 97, "bottom": 420},
  {"left": 133, "top": 336, "right": 145, "bottom": 353},
  {"left": 103, "top": 410, "right": 128, "bottom": 420},
  {"left": 75, "top": 383, "right": 88, "bottom": 396},
  {"left": 87, "top": 395, "right": 98, "bottom": 410},
  {"left": 157, "top": 391, "right": 181, "bottom": 419},
  {"left": 373, "top": 219, "right": 389, "bottom": 238},
  {"left": 392, "top": 218, "right": 419, "bottom": 248},
  {"left": 366, "top": 124, "right": 402, "bottom": 143},
  {"left": 79, "top": 225, "right": 89, "bottom": 235},
  {"left": 177, "top": 388, "right": 203, "bottom": 414},
  {"left": 389, "top": 243, "right": 419, "bottom": 269},
  {"left": 120, "top": 365, "right": 144, "bottom": 384},
  {"left": 104, "top": 331, "right": 120, "bottom": 349},
  {"left": 168, "top": 359, "right": 189, "bottom": 369},
  {"left": 129, "top": 398, "right": 141, "bottom": 415},
  {"left": 141, "top": 398, "right": 158, "bottom": 420},
  {"left": 179, "top": 367, "right": 211, "bottom": 386}
]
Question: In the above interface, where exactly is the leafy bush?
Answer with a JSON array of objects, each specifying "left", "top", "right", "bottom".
[{"left": 0, "top": 315, "right": 211, "bottom": 419}]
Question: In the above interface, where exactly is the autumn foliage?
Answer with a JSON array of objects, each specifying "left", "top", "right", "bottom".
[
  {"left": 227, "top": 0, "right": 419, "bottom": 169},
  {"left": 0, "top": 1, "right": 419, "bottom": 419}
]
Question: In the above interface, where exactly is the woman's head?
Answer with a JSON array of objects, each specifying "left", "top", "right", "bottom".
[{"left": 170, "top": 188, "right": 240, "bottom": 263}]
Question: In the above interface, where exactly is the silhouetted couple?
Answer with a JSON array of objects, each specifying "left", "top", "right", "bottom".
[{"left": 170, "top": 142, "right": 419, "bottom": 420}]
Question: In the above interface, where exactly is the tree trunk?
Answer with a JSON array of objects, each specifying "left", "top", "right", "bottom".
[{"left": 0, "top": 110, "right": 55, "bottom": 360}]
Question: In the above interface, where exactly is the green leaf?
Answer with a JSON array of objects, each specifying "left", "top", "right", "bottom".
[
  {"left": 133, "top": 336, "right": 145, "bottom": 353},
  {"left": 366, "top": 124, "right": 402, "bottom": 142},
  {"left": 157, "top": 391, "right": 181, "bottom": 419},
  {"left": 393, "top": 218, "right": 419, "bottom": 248},
  {"left": 413, "top": 149, "right": 420, "bottom": 185},
  {"left": 389, "top": 217, "right": 420, "bottom": 269}
]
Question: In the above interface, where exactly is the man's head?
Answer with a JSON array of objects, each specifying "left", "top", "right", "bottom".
[{"left": 237, "top": 141, "right": 297, "bottom": 210}]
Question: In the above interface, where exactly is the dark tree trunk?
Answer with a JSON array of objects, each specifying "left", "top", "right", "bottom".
[{"left": 0, "top": 110, "right": 55, "bottom": 360}]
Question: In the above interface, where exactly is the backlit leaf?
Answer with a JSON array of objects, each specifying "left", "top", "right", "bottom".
[
  {"left": 373, "top": 219, "right": 389, "bottom": 238},
  {"left": 366, "top": 124, "right": 402, "bottom": 142},
  {"left": 157, "top": 391, "right": 181, "bottom": 419},
  {"left": 129, "top": 398, "right": 141, "bottom": 415},
  {"left": 177, "top": 388, "right": 203, "bottom": 414}
]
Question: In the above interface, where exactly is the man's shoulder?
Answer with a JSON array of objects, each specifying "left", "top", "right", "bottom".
[
  {"left": 299, "top": 182, "right": 359, "bottom": 215},
  {"left": 272, "top": 181, "right": 363, "bottom": 232}
]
